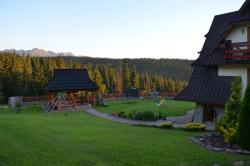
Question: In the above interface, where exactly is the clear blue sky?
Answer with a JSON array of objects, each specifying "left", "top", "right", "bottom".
[{"left": 0, "top": 0, "right": 246, "bottom": 59}]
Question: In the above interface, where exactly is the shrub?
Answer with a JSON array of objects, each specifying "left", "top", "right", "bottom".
[
  {"left": 134, "top": 111, "right": 144, "bottom": 120},
  {"left": 134, "top": 111, "right": 158, "bottom": 121},
  {"left": 237, "top": 84, "right": 250, "bottom": 150},
  {"left": 159, "top": 112, "right": 167, "bottom": 120},
  {"left": 220, "top": 126, "right": 237, "bottom": 144},
  {"left": 142, "top": 111, "right": 157, "bottom": 121},
  {"left": 184, "top": 122, "right": 206, "bottom": 131},
  {"left": 215, "top": 115, "right": 225, "bottom": 132},
  {"left": 127, "top": 111, "right": 135, "bottom": 119},
  {"left": 118, "top": 111, "right": 127, "bottom": 118},
  {"left": 159, "top": 122, "right": 173, "bottom": 129},
  {"left": 215, "top": 77, "right": 242, "bottom": 144}
]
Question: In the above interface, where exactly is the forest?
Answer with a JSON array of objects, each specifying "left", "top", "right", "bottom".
[{"left": 0, "top": 52, "right": 192, "bottom": 103}]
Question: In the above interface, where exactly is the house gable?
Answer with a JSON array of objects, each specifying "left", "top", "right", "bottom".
[{"left": 239, "top": 0, "right": 250, "bottom": 15}]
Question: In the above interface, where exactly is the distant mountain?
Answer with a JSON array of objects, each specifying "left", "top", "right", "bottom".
[{"left": 2, "top": 48, "right": 76, "bottom": 57}]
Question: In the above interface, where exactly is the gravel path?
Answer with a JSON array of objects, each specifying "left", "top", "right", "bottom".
[{"left": 82, "top": 106, "right": 215, "bottom": 130}]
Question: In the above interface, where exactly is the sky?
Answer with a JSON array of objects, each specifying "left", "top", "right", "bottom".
[{"left": 0, "top": 0, "right": 246, "bottom": 59}]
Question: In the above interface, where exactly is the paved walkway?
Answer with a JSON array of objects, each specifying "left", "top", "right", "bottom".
[{"left": 82, "top": 106, "right": 215, "bottom": 130}]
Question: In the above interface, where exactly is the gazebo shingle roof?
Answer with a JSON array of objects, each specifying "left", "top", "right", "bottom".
[{"left": 45, "top": 69, "right": 99, "bottom": 92}]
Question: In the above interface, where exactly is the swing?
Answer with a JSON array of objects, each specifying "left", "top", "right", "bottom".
[{"left": 47, "top": 92, "right": 71, "bottom": 113}]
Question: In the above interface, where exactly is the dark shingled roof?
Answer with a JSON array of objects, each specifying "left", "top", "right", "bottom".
[
  {"left": 176, "top": 67, "right": 234, "bottom": 105},
  {"left": 45, "top": 69, "right": 99, "bottom": 92},
  {"left": 193, "top": 0, "right": 250, "bottom": 66},
  {"left": 176, "top": 0, "right": 250, "bottom": 105}
]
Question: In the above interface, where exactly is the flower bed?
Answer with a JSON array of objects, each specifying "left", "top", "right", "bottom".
[{"left": 190, "top": 134, "right": 250, "bottom": 155}]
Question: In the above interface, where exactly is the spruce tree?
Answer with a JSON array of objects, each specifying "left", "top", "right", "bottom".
[
  {"left": 93, "top": 66, "right": 106, "bottom": 93},
  {"left": 93, "top": 66, "right": 102, "bottom": 86},
  {"left": 56, "top": 56, "right": 65, "bottom": 68},
  {"left": 122, "top": 60, "right": 130, "bottom": 92},
  {"left": 167, "top": 79, "right": 175, "bottom": 93},
  {"left": 103, "top": 65, "right": 110, "bottom": 90},
  {"left": 130, "top": 65, "right": 139, "bottom": 89},
  {"left": 86, "top": 64, "right": 94, "bottom": 80},
  {"left": 115, "top": 69, "right": 122, "bottom": 92},
  {"left": 237, "top": 83, "right": 250, "bottom": 150}
]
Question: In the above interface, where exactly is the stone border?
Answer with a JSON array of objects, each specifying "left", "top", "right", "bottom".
[{"left": 189, "top": 134, "right": 250, "bottom": 155}]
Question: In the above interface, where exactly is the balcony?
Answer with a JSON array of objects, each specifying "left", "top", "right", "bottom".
[{"left": 225, "top": 42, "right": 250, "bottom": 60}]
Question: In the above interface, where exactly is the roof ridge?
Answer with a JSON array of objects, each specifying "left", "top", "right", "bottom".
[{"left": 214, "top": 11, "right": 238, "bottom": 17}]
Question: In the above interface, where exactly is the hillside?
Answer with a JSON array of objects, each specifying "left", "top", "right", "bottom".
[
  {"left": 63, "top": 57, "right": 193, "bottom": 80},
  {"left": 2, "top": 48, "right": 193, "bottom": 80}
]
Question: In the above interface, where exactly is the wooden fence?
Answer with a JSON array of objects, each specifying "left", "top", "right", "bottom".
[{"left": 22, "top": 92, "right": 177, "bottom": 103}]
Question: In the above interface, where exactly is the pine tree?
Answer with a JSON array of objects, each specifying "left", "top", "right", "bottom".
[
  {"left": 93, "top": 66, "right": 106, "bottom": 93},
  {"left": 167, "top": 79, "right": 175, "bottom": 93},
  {"left": 24, "top": 55, "right": 33, "bottom": 79},
  {"left": 36, "top": 57, "right": 46, "bottom": 83},
  {"left": 237, "top": 83, "right": 250, "bottom": 150},
  {"left": 122, "top": 60, "right": 130, "bottom": 92},
  {"left": 130, "top": 65, "right": 139, "bottom": 89},
  {"left": 144, "top": 73, "right": 151, "bottom": 92},
  {"left": 73, "top": 62, "right": 82, "bottom": 69},
  {"left": 115, "top": 68, "right": 122, "bottom": 92},
  {"left": 47, "top": 58, "right": 57, "bottom": 80},
  {"left": 56, "top": 56, "right": 65, "bottom": 68},
  {"left": 175, "top": 80, "right": 184, "bottom": 93},
  {"left": 103, "top": 65, "right": 111, "bottom": 90},
  {"left": 86, "top": 64, "right": 94, "bottom": 80}
]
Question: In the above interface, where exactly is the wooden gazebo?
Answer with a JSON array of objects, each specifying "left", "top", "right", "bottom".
[{"left": 45, "top": 69, "right": 99, "bottom": 111}]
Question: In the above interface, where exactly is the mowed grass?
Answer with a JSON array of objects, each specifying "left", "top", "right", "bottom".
[
  {"left": 0, "top": 105, "right": 249, "bottom": 166},
  {"left": 95, "top": 99, "right": 195, "bottom": 116}
]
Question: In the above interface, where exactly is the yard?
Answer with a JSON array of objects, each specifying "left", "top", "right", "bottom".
[
  {"left": 95, "top": 99, "right": 195, "bottom": 117},
  {"left": 0, "top": 105, "right": 249, "bottom": 166}
]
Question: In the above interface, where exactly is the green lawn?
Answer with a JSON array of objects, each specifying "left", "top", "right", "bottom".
[
  {"left": 95, "top": 99, "right": 195, "bottom": 117},
  {"left": 0, "top": 105, "right": 249, "bottom": 166}
]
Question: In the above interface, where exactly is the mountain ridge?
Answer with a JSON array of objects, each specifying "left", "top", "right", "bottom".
[{"left": 2, "top": 48, "right": 76, "bottom": 57}]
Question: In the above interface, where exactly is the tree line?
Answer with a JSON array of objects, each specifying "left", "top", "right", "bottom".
[
  {"left": 63, "top": 56, "right": 193, "bottom": 81},
  {"left": 0, "top": 52, "right": 188, "bottom": 103}
]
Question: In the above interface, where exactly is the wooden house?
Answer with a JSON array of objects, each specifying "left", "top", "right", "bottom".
[{"left": 176, "top": 0, "right": 250, "bottom": 122}]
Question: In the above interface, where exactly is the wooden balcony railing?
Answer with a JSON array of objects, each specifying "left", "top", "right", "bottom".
[{"left": 225, "top": 42, "right": 250, "bottom": 60}]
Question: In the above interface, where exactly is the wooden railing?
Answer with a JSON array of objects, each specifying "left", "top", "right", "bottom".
[
  {"left": 225, "top": 42, "right": 250, "bottom": 60},
  {"left": 23, "top": 96, "right": 47, "bottom": 103}
]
